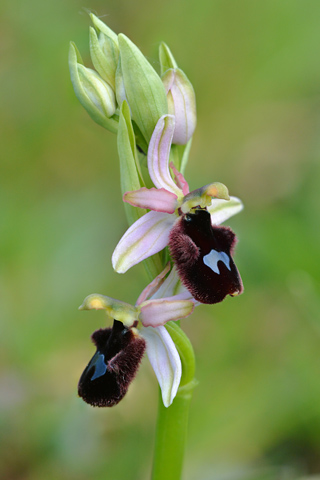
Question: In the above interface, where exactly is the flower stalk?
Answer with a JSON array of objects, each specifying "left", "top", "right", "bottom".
[
  {"left": 152, "top": 321, "right": 196, "bottom": 480},
  {"left": 69, "top": 14, "right": 243, "bottom": 480},
  {"left": 152, "top": 384, "right": 194, "bottom": 480}
]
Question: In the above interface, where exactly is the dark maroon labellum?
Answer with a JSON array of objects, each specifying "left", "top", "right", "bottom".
[
  {"left": 78, "top": 320, "right": 146, "bottom": 407},
  {"left": 169, "top": 208, "right": 243, "bottom": 304}
]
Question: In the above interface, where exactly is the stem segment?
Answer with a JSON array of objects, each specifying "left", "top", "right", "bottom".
[
  {"left": 152, "top": 382, "right": 195, "bottom": 480},
  {"left": 152, "top": 322, "right": 197, "bottom": 480}
]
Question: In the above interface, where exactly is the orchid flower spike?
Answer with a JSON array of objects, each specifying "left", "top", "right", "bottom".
[
  {"left": 78, "top": 265, "right": 194, "bottom": 408},
  {"left": 112, "top": 114, "right": 244, "bottom": 304}
]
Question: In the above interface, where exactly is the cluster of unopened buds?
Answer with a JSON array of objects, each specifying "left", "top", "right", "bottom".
[{"left": 70, "top": 14, "right": 243, "bottom": 409}]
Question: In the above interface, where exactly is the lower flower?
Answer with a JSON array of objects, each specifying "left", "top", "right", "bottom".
[{"left": 78, "top": 265, "right": 195, "bottom": 408}]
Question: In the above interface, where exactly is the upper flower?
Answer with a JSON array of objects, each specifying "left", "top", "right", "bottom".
[{"left": 112, "top": 114, "right": 243, "bottom": 303}]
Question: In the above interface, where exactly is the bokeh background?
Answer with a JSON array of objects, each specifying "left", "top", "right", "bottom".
[{"left": 1, "top": 0, "right": 320, "bottom": 479}]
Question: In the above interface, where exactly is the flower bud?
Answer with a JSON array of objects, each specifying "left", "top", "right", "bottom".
[
  {"left": 89, "top": 26, "right": 119, "bottom": 90},
  {"left": 90, "top": 13, "right": 118, "bottom": 43},
  {"left": 77, "top": 65, "right": 116, "bottom": 116},
  {"left": 118, "top": 34, "right": 168, "bottom": 143},
  {"left": 69, "top": 42, "right": 118, "bottom": 133},
  {"left": 162, "top": 68, "right": 196, "bottom": 145},
  {"left": 115, "top": 56, "right": 128, "bottom": 109}
]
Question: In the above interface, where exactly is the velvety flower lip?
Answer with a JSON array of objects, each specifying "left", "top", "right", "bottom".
[
  {"left": 78, "top": 320, "right": 146, "bottom": 407},
  {"left": 169, "top": 208, "right": 243, "bottom": 304},
  {"left": 78, "top": 265, "right": 195, "bottom": 407},
  {"left": 112, "top": 114, "right": 243, "bottom": 275}
]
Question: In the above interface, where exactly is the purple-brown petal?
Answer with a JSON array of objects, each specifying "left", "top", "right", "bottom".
[
  {"left": 169, "top": 209, "right": 243, "bottom": 304},
  {"left": 78, "top": 320, "right": 146, "bottom": 407}
]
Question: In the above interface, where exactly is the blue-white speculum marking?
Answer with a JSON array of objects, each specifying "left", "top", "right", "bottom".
[
  {"left": 203, "top": 249, "right": 231, "bottom": 275},
  {"left": 90, "top": 352, "right": 107, "bottom": 381},
  {"left": 169, "top": 208, "right": 243, "bottom": 304}
]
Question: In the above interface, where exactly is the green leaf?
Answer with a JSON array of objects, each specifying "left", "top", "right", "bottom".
[
  {"left": 117, "top": 101, "right": 144, "bottom": 225},
  {"left": 117, "top": 101, "right": 164, "bottom": 279},
  {"left": 165, "top": 321, "right": 196, "bottom": 387}
]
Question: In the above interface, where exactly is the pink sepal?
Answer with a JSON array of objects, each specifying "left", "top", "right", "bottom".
[
  {"left": 123, "top": 187, "right": 178, "bottom": 213},
  {"left": 139, "top": 297, "right": 194, "bottom": 327}
]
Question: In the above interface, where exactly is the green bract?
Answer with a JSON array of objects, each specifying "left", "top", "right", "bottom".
[{"left": 159, "top": 42, "right": 178, "bottom": 76}]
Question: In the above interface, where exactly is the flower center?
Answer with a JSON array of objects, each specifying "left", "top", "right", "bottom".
[{"left": 179, "top": 182, "right": 230, "bottom": 214}]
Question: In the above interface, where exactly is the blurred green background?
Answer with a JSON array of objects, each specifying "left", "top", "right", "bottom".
[{"left": 1, "top": 0, "right": 320, "bottom": 479}]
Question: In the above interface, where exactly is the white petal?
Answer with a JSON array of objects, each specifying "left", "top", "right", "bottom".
[
  {"left": 141, "top": 325, "right": 181, "bottom": 407},
  {"left": 112, "top": 211, "right": 176, "bottom": 273},
  {"left": 207, "top": 196, "right": 244, "bottom": 225},
  {"left": 148, "top": 115, "right": 182, "bottom": 196},
  {"left": 163, "top": 69, "right": 197, "bottom": 145}
]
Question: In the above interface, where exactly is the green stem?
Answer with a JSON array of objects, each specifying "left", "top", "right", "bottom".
[
  {"left": 151, "top": 382, "right": 195, "bottom": 480},
  {"left": 152, "top": 323, "right": 197, "bottom": 480}
]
